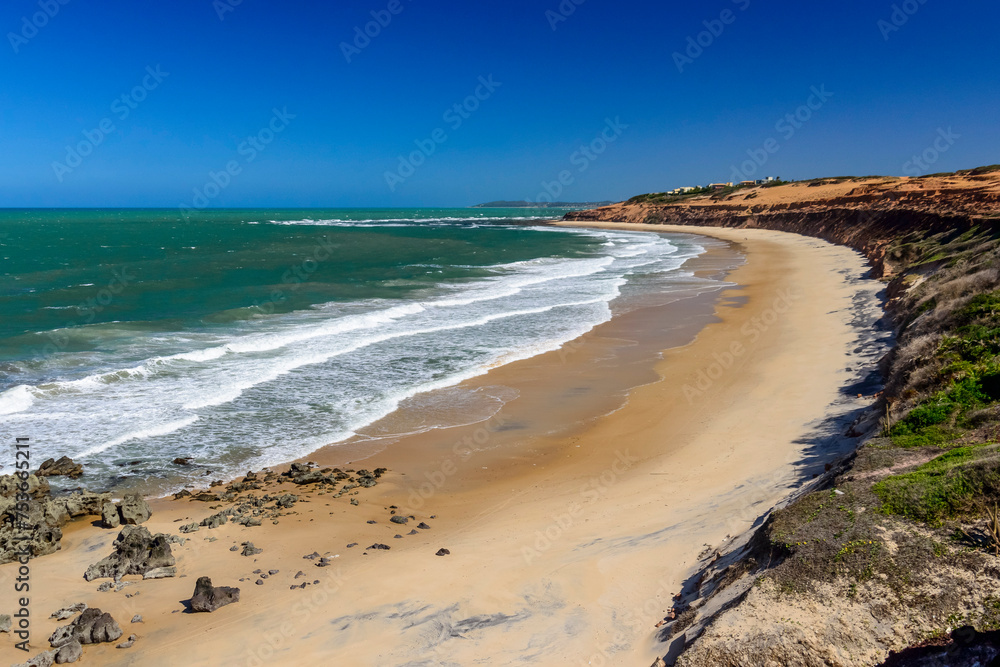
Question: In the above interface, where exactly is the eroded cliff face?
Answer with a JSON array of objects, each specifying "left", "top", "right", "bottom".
[{"left": 565, "top": 173, "right": 1000, "bottom": 279}]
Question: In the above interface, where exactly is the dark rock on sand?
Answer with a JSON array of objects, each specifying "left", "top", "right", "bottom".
[
  {"left": 189, "top": 576, "right": 240, "bottom": 612},
  {"left": 200, "top": 512, "right": 227, "bottom": 529},
  {"left": 84, "top": 525, "right": 176, "bottom": 581},
  {"left": 50, "top": 608, "right": 123, "bottom": 647},
  {"left": 54, "top": 640, "right": 83, "bottom": 663},
  {"left": 417, "top": 522, "right": 431, "bottom": 530},
  {"left": 436, "top": 548, "right": 451, "bottom": 556},
  {"left": 241, "top": 541, "right": 263, "bottom": 556},
  {"left": 390, "top": 515, "right": 409, "bottom": 525},
  {"left": 367, "top": 543, "right": 390, "bottom": 550},
  {"left": 99, "top": 493, "right": 151, "bottom": 528},
  {"left": 35, "top": 456, "right": 84, "bottom": 479}
]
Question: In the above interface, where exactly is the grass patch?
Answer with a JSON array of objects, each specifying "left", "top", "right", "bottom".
[{"left": 873, "top": 445, "right": 1000, "bottom": 525}]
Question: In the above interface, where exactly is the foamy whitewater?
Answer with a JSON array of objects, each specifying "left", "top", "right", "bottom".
[{"left": 0, "top": 211, "right": 721, "bottom": 492}]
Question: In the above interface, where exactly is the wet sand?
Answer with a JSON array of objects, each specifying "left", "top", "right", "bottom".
[{"left": 1, "top": 224, "right": 885, "bottom": 666}]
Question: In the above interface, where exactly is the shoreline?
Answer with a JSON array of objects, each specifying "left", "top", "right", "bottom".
[{"left": 1, "top": 224, "right": 887, "bottom": 666}]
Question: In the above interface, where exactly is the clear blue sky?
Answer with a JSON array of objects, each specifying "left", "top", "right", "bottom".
[{"left": 1, "top": 0, "right": 997, "bottom": 207}]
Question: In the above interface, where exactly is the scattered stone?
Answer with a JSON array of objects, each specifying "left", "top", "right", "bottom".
[
  {"left": 346, "top": 542, "right": 357, "bottom": 548},
  {"left": 100, "top": 501, "right": 121, "bottom": 529},
  {"left": 12, "top": 650, "right": 56, "bottom": 667},
  {"left": 167, "top": 535, "right": 187, "bottom": 546},
  {"left": 55, "top": 639, "right": 83, "bottom": 663},
  {"left": 97, "top": 582, "right": 113, "bottom": 592},
  {"left": 436, "top": 548, "right": 451, "bottom": 556},
  {"left": 49, "top": 608, "right": 123, "bottom": 647},
  {"left": 229, "top": 545, "right": 238, "bottom": 551},
  {"left": 172, "top": 457, "right": 193, "bottom": 466},
  {"left": 390, "top": 515, "right": 408, "bottom": 525},
  {"left": 350, "top": 498, "right": 359, "bottom": 506},
  {"left": 256, "top": 579, "right": 264, "bottom": 585},
  {"left": 366, "top": 520, "right": 377, "bottom": 524},
  {"left": 408, "top": 529, "right": 418, "bottom": 535},
  {"left": 189, "top": 576, "right": 240, "bottom": 613},
  {"left": 268, "top": 569, "right": 279, "bottom": 575},
  {"left": 118, "top": 493, "right": 152, "bottom": 525},
  {"left": 50, "top": 603, "right": 87, "bottom": 621},
  {"left": 241, "top": 541, "right": 263, "bottom": 557},
  {"left": 35, "top": 456, "right": 84, "bottom": 479},
  {"left": 417, "top": 522, "right": 431, "bottom": 530},
  {"left": 303, "top": 552, "right": 320, "bottom": 559},
  {"left": 173, "top": 489, "right": 192, "bottom": 499},
  {"left": 316, "top": 557, "right": 334, "bottom": 567},
  {"left": 131, "top": 615, "right": 142, "bottom": 623},
  {"left": 295, "top": 571, "right": 305, "bottom": 579},
  {"left": 394, "top": 534, "right": 403, "bottom": 539},
  {"left": 84, "top": 525, "right": 176, "bottom": 582},
  {"left": 143, "top": 566, "right": 177, "bottom": 580},
  {"left": 367, "top": 543, "right": 390, "bottom": 551},
  {"left": 200, "top": 512, "right": 227, "bottom": 529},
  {"left": 0, "top": 614, "right": 11, "bottom": 633}
]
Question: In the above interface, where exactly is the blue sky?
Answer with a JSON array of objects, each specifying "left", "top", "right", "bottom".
[{"left": 0, "top": 0, "right": 997, "bottom": 207}]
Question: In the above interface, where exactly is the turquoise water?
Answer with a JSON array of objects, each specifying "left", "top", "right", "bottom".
[{"left": 0, "top": 208, "right": 713, "bottom": 492}]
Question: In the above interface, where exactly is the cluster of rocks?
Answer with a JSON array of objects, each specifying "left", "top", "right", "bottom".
[
  {"left": 281, "top": 462, "right": 387, "bottom": 493},
  {"left": 13, "top": 607, "right": 124, "bottom": 666},
  {"left": 0, "top": 472, "right": 110, "bottom": 564},
  {"left": 99, "top": 493, "right": 152, "bottom": 528},
  {"left": 178, "top": 491, "right": 298, "bottom": 533},
  {"left": 84, "top": 525, "right": 176, "bottom": 582}
]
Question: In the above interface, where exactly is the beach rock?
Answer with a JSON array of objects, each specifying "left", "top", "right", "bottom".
[
  {"left": 36, "top": 456, "right": 84, "bottom": 479},
  {"left": 200, "top": 512, "right": 227, "bottom": 529},
  {"left": 54, "top": 640, "right": 82, "bottom": 663},
  {"left": 118, "top": 493, "right": 151, "bottom": 525},
  {"left": 189, "top": 576, "right": 240, "bottom": 612},
  {"left": 390, "top": 515, "right": 409, "bottom": 525},
  {"left": 1, "top": 474, "right": 112, "bottom": 565},
  {"left": 367, "top": 543, "right": 390, "bottom": 551},
  {"left": 49, "top": 608, "right": 122, "bottom": 647},
  {"left": 179, "top": 522, "right": 200, "bottom": 533},
  {"left": 173, "top": 489, "right": 192, "bottom": 499},
  {"left": 142, "top": 566, "right": 177, "bottom": 579},
  {"left": 131, "top": 615, "right": 142, "bottom": 623},
  {"left": 84, "top": 525, "right": 176, "bottom": 581},
  {"left": 50, "top": 603, "right": 87, "bottom": 621},
  {"left": 0, "top": 614, "right": 11, "bottom": 632},
  {"left": 173, "top": 457, "right": 193, "bottom": 465},
  {"left": 436, "top": 548, "right": 450, "bottom": 556},
  {"left": 191, "top": 492, "right": 220, "bottom": 502},
  {"left": 241, "top": 541, "right": 263, "bottom": 556},
  {"left": 417, "top": 522, "right": 431, "bottom": 530},
  {"left": 12, "top": 652, "right": 56, "bottom": 667},
  {"left": 100, "top": 501, "right": 121, "bottom": 528}
]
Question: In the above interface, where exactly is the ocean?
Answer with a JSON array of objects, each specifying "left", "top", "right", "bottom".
[{"left": 0, "top": 208, "right": 721, "bottom": 493}]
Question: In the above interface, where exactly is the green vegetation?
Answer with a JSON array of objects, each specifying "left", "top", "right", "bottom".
[{"left": 873, "top": 445, "right": 1000, "bottom": 525}]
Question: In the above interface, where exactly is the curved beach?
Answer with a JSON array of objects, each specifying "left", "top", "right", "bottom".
[{"left": 1, "top": 225, "right": 885, "bottom": 666}]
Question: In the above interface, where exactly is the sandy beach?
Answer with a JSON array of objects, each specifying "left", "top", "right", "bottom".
[{"left": 1, "top": 224, "right": 886, "bottom": 666}]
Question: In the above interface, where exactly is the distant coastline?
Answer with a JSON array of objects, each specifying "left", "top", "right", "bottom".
[{"left": 471, "top": 200, "right": 615, "bottom": 209}]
